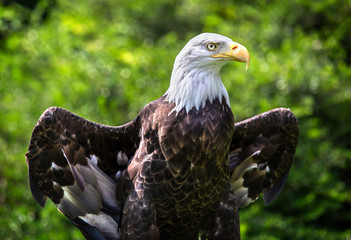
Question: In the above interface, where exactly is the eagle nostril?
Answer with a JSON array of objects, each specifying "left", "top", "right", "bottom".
[{"left": 232, "top": 45, "right": 238, "bottom": 51}]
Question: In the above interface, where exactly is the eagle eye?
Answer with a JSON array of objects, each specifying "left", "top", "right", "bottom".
[{"left": 205, "top": 42, "right": 217, "bottom": 51}]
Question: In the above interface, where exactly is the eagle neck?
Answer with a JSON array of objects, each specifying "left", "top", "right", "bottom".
[{"left": 164, "top": 61, "right": 230, "bottom": 113}]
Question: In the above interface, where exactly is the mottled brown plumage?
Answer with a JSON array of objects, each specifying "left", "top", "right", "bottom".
[
  {"left": 25, "top": 33, "right": 299, "bottom": 240},
  {"left": 119, "top": 96, "right": 234, "bottom": 239}
]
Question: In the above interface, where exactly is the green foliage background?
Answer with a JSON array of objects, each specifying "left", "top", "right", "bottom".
[{"left": 1, "top": 0, "right": 350, "bottom": 239}]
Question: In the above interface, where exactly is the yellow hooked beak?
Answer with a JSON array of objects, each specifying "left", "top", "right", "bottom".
[{"left": 211, "top": 43, "right": 250, "bottom": 70}]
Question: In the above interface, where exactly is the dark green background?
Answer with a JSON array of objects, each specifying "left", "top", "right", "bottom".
[{"left": 0, "top": 0, "right": 350, "bottom": 239}]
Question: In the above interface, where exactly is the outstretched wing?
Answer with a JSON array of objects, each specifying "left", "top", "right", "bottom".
[
  {"left": 25, "top": 107, "right": 141, "bottom": 239},
  {"left": 229, "top": 108, "right": 299, "bottom": 208}
]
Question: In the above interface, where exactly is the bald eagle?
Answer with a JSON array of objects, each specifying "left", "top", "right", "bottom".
[{"left": 26, "top": 33, "right": 299, "bottom": 240}]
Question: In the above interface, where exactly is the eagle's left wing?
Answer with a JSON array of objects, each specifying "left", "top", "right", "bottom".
[
  {"left": 25, "top": 107, "right": 141, "bottom": 239},
  {"left": 229, "top": 108, "right": 299, "bottom": 208}
]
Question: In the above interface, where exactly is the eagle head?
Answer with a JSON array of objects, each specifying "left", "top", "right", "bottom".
[{"left": 165, "top": 33, "right": 250, "bottom": 113}]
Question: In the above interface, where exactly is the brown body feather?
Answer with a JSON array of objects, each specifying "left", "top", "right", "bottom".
[{"left": 119, "top": 96, "right": 235, "bottom": 239}]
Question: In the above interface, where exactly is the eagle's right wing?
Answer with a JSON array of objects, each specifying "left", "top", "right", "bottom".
[
  {"left": 229, "top": 108, "right": 299, "bottom": 208},
  {"left": 25, "top": 107, "right": 141, "bottom": 239}
]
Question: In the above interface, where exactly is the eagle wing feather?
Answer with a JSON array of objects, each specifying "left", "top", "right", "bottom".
[
  {"left": 25, "top": 107, "right": 141, "bottom": 239},
  {"left": 229, "top": 108, "right": 299, "bottom": 208}
]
